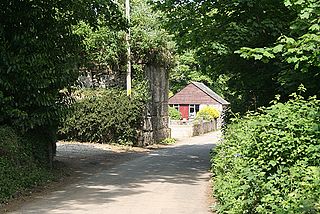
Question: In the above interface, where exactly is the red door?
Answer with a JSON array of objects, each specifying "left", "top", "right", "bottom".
[{"left": 179, "top": 104, "right": 189, "bottom": 120}]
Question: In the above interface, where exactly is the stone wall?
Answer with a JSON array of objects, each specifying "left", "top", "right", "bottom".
[
  {"left": 77, "top": 64, "right": 170, "bottom": 146},
  {"left": 170, "top": 119, "right": 217, "bottom": 139},
  {"left": 170, "top": 124, "right": 193, "bottom": 139},
  {"left": 77, "top": 68, "right": 125, "bottom": 88},
  {"left": 192, "top": 119, "right": 217, "bottom": 136},
  {"left": 140, "top": 65, "right": 170, "bottom": 145}
]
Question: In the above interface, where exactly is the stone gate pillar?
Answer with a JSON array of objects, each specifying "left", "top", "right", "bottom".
[{"left": 142, "top": 64, "right": 170, "bottom": 144}]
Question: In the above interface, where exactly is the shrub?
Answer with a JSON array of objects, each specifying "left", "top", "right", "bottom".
[
  {"left": 211, "top": 93, "right": 320, "bottom": 213},
  {"left": 169, "top": 107, "right": 181, "bottom": 120},
  {"left": 58, "top": 89, "right": 147, "bottom": 145},
  {"left": 21, "top": 127, "right": 57, "bottom": 166},
  {"left": 0, "top": 126, "right": 54, "bottom": 203},
  {"left": 196, "top": 106, "right": 220, "bottom": 120},
  {"left": 160, "top": 137, "right": 176, "bottom": 145}
]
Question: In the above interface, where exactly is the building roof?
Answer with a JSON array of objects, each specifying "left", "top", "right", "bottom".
[
  {"left": 191, "top": 82, "right": 230, "bottom": 105},
  {"left": 168, "top": 82, "right": 230, "bottom": 105}
]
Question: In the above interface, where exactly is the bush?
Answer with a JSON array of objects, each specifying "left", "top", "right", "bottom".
[
  {"left": 160, "top": 137, "right": 176, "bottom": 145},
  {"left": 21, "top": 127, "right": 57, "bottom": 166},
  {"left": 211, "top": 93, "right": 320, "bottom": 213},
  {"left": 196, "top": 106, "right": 220, "bottom": 120},
  {"left": 0, "top": 126, "right": 54, "bottom": 203},
  {"left": 169, "top": 107, "right": 181, "bottom": 120},
  {"left": 58, "top": 89, "right": 146, "bottom": 145}
]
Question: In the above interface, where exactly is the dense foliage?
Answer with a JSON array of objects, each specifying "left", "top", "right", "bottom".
[
  {"left": 131, "top": 0, "right": 174, "bottom": 66},
  {"left": 196, "top": 106, "right": 220, "bottom": 121},
  {"left": 160, "top": 137, "right": 176, "bottom": 145},
  {"left": 0, "top": 0, "right": 125, "bottom": 131},
  {"left": 74, "top": 20, "right": 127, "bottom": 85},
  {"left": 0, "top": 3, "right": 127, "bottom": 198},
  {"left": 58, "top": 89, "right": 147, "bottom": 145},
  {"left": 74, "top": 0, "right": 175, "bottom": 88},
  {"left": 168, "top": 107, "right": 182, "bottom": 120},
  {"left": 0, "top": 126, "right": 55, "bottom": 203},
  {"left": 170, "top": 50, "right": 213, "bottom": 94},
  {"left": 237, "top": 0, "right": 320, "bottom": 98},
  {"left": 211, "top": 92, "right": 320, "bottom": 213},
  {"left": 155, "top": 0, "right": 319, "bottom": 113}
]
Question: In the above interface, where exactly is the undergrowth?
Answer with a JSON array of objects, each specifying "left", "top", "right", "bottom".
[
  {"left": 0, "top": 126, "right": 55, "bottom": 204},
  {"left": 211, "top": 92, "right": 320, "bottom": 213}
]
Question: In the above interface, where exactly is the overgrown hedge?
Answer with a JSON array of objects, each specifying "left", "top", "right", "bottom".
[
  {"left": 0, "top": 126, "right": 54, "bottom": 203},
  {"left": 169, "top": 106, "right": 181, "bottom": 120},
  {"left": 211, "top": 93, "right": 320, "bottom": 213},
  {"left": 196, "top": 106, "right": 220, "bottom": 121},
  {"left": 58, "top": 89, "right": 147, "bottom": 145}
]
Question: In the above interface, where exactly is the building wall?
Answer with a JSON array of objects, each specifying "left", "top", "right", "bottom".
[{"left": 77, "top": 68, "right": 125, "bottom": 88}]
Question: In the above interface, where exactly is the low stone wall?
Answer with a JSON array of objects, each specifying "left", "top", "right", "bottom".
[
  {"left": 170, "top": 124, "right": 193, "bottom": 139},
  {"left": 192, "top": 119, "right": 217, "bottom": 136},
  {"left": 170, "top": 119, "right": 217, "bottom": 139}
]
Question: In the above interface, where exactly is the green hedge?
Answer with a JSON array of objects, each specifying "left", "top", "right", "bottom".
[
  {"left": 58, "top": 89, "right": 146, "bottom": 145},
  {"left": 169, "top": 107, "right": 181, "bottom": 120},
  {"left": 0, "top": 126, "right": 54, "bottom": 203},
  {"left": 211, "top": 94, "right": 320, "bottom": 213}
]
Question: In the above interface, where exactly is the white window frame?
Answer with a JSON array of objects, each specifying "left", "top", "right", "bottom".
[
  {"left": 189, "top": 104, "right": 199, "bottom": 118},
  {"left": 173, "top": 104, "right": 179, "bottom": 111}
]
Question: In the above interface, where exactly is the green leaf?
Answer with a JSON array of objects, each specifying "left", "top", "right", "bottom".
[
  {"left": 254, "top": 54, "right": 263, "bottom": 60},
  {"left": 309, "top": 24, "right": 320, "bottom": 31},
  {"left": 263, "top": 51, "right": 275, "bottom": 58},
  {"left": 273, "top": 44, "right": 284, "bottom": 53}
]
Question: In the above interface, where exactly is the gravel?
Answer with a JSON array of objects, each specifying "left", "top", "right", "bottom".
[
  {"left": 54, "top": 141, "right": 148, "bottom": 174},
  {"left": 56, "top": 142, "right": 112, "bottom": 159}
]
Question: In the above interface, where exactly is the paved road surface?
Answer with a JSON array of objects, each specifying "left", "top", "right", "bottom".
[{"left": 9, "top": 132, "right": 220, "bottom": 214}]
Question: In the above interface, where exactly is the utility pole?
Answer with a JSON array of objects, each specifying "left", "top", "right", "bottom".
[{"left": 125, "top": 0, "right": 131, "bottom": 96}]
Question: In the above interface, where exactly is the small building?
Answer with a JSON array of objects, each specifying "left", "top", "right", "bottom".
[{"left": 169, "top": 82, "right": 229, "bottom": 120}]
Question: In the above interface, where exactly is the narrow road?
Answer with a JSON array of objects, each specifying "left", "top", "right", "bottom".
[{"left": 9, "top": 132, "right": 220, "bottom": 214}]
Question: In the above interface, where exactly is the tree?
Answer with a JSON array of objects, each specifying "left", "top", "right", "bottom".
[
  {"left": 75, "top": 0, "right": 175, "bottom": 87},
  {"left": 170, "top": 50, "right": 213, "bottom": 93},
  {"left": 130, "top": 0, "right": 175, "bottom": 74},
  {"left": 236, "top": 0, "right": 320, "bottom": 98},
  {"left": 154, "top": 0, "right": 305, "bottom": 113},
  {"left": 74, "top": 20, "right": 127, "bottom": 88},
  {"left": 0, "top": 0, "right": 126, "bottom": 165},
  {"left": 0, "top": 0, "right": 125, "bottom": 130}
]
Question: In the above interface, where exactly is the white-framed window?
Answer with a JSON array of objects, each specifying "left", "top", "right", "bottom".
[
  {"left": 189, "top": 104, "right": 200, "bottom": 118},
  {"left": 169, "top": 104, "right": 179, "bottom": 111},
  {"left": 173, "top": 104, "right": 179, "bottom": 111}
]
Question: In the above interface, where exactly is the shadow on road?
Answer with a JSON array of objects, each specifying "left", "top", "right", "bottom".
[{"left": 10, "top": 133, "right": 219, "bottom": 214}]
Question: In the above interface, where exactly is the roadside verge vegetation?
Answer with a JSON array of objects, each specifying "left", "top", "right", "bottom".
[
  {"left": 0, "top": 126, "right": 56, "bottom": 203},
  {"left": 211, "top": 90, "right": 320, "bottom": 213},
  {"left": 0, "top": 0, "right": 125, "bottom": 204}
]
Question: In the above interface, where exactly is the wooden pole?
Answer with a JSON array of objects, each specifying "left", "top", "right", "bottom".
[{"left": 125, "top": 0, "right": 131, "bottom": 96}]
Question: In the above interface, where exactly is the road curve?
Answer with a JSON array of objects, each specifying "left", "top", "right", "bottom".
[{"left": 9, "top": 132, "right": 220, "bottom": 214}]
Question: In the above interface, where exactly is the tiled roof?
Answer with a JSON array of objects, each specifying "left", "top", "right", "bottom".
[{"left": 191, "top": 82, "right": 230, "bottom": 105}]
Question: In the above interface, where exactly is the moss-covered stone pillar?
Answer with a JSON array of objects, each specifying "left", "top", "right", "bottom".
[{"left": 141, "top": 64, "right": 170, "bottom": 144}]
